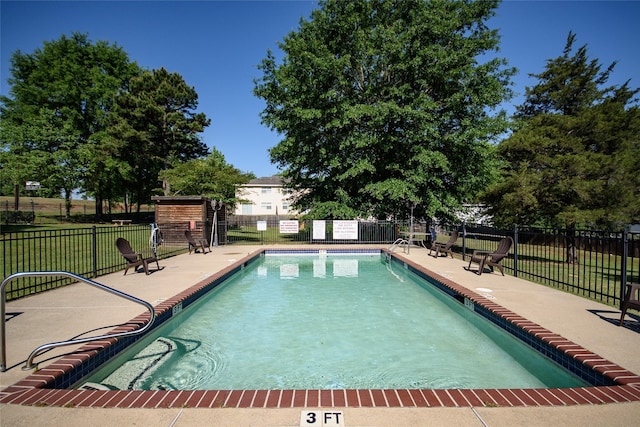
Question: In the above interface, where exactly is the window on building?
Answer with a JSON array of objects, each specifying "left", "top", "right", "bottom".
[
  {"left": 261, "top": 202, "right": 272, "bottom": 211},
  {"left": 282, "top": 202, "right": 290, "bottom": 211},
  {"left": 261, "top": 187, "right": 272, "bottom": 194}
]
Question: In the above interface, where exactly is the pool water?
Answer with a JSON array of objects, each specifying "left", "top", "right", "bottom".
[{"left": 81, "top": 254, "right": 588, "bottom": 390}]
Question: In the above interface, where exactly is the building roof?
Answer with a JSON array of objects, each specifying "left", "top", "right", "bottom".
[
  {"left": 245, "top": 176, "right": 284, "bottom": 186},
  {"left": 151, "top": 196, "right": 210, "bottom": 202}
]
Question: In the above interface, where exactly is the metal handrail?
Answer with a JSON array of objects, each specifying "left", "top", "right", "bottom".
[
  {"left": 388, "top": 238, "right": 409, "bottom": 253},
  {"left": 1, "top": 271, "right": 156, "bottom": 372}
]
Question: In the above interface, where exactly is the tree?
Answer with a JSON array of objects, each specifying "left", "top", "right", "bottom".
[
  {"left": 106, "top": 67, "right": 210, "bottom": 213},
  {"left": 484, "top": 32, "right": 640, "bottom": 230},
  {"left": 0, "top": 114, "right": 60, "bottom": 208},
  {"left": 254, "top": 0, "right": 514, "bottom": 220},
  {"left": 158, "top": 148, "right": 255, "bottom": 211},
  {"left": 0, "top": 33, "right": 139, "bottom": 218}
]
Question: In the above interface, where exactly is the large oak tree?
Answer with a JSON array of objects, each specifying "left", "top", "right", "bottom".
[
  {"left": 254, "top": 0, "right": 514, "bottom": 220},
  {"left": 0, "top": 33, "right": 139, "bottom": 217},
  {"left": 1, "top": 34, "right": 213, "bottom": 218}
]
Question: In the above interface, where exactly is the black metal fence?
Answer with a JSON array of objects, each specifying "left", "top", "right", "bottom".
[
  {"left": 224, "top": 216, "right": 398, "bottom": 245},
  {"left": 2, "top": 219, "right": 639, "bottom": 309},
  {"left": 453, "top": 223, "right": 640, "bottom": 307},
  {"left": 1, "top": 224, "right": 186, "bottom": 301}
]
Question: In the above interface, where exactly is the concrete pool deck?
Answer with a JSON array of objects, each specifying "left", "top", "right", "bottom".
[{"left": 1, "top": 244, "right": 639, "bottom": 426}]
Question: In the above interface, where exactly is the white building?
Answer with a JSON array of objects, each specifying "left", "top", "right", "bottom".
[{"left": 234, "top": 176, "right": 296, "bottom": 216}]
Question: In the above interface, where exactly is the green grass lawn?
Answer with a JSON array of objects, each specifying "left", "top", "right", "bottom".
[
  {"left": 227, "top": 224, "right": 312, "bottom": 244},
  {"left": 0, "top": 195, "right": 154, "bottom": 226},
  {"left": 1, "top": 223, "right": 185, "bottom": 300}
]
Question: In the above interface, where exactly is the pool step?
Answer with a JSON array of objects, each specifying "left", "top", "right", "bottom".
[{"left": 82, "top": 337, "right": 178, "bottom": 390}]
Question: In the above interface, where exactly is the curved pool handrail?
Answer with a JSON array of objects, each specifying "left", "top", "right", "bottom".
[
  {"left": 387, "top": 238, "right": 409, "bottom": 253},
  {"left": 0, "top": 271, "right": 156, "bottom": 372}
]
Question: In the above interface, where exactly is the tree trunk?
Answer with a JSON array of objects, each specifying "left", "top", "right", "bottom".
[
  {"left": 63, "top": 188, "right": 72, "bottom": 220},
  {"left": 565, "top": 225, "right": 579, "bottom": 264},
  {"left": 94, "top": 194, "right": 103, "bottom": 219},
  {"left": 124, "top": 192, "right": 129, "bottom": 214},
  {"left": 13, "top": 184, "right": 20, "bottom": 211}
]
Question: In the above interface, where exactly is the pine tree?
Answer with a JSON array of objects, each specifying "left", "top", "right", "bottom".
[{"left": 485, "top": 32, "right": 639, "bottom": 230}]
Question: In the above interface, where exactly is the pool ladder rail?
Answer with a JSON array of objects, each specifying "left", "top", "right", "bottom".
[
  {"left": 0, "top": 271, "right": 156, "bottom": 372},
  {"left": 388, "top": 238, "right": 410, "bottom": 253}
]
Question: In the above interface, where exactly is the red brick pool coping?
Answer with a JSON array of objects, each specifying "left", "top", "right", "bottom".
[{"left": 2, "top": 250, "right": 640, "bottom": 409}]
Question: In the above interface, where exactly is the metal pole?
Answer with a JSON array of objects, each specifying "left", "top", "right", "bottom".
[
  {"left": 149, "top": 223, "right": 159, "bottom": 257},
  {"left": 209, "top": 200, "right": 217, "bottom": 247},
  {"left": 213, "top": 210, "right": 218, "bottom": 246},
  {"left": 92, "top": 226, "right": 98, "bottom": 277},
  {"left": 513, "top": 224, "right": 519, "bottom": 277},
  {"left": 408, "top": 204, "right": 414, "bottom": 254},
  {"left": 210, "top": 200, "right": 222, "bottom": 247},
  {"left": 462, "top": 221, "right": 466, "bottom": 261},
  {"left": 621, "top": 226, "right": 629, "bottom": 309}
]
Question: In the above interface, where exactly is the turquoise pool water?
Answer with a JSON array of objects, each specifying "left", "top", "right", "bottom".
[{"left": 81, "top": 253, "right": 588, "bottom": 390}]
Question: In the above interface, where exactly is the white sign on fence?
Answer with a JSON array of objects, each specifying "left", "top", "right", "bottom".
[
  {"left": 279, "top": 220, "right": 299, "bottom": 234},
  {"left": 257, "top": 220, "right": 267, "bottom": 231},
  {"left": 332, "top": 220, "right": 358, "bottom": 240},
  {"left": 313, "top": 220, "right": 326, "bottom": 240}
]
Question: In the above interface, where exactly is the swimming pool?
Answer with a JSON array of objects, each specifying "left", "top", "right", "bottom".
[
  {"left": 2, "top": 248, "right": 639, "bottom": 409},
  {"left": 79, "top": 252, "right": 587, "bottom": 390}
]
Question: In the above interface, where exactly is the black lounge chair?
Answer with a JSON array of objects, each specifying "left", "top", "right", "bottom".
[
  {"left": 116, "top": 237, "right": 160, "bottom": 275},
  {"left": 185, "top": 230, "right": 209, "bottom": 254},
  {"left": 466, "top": 236, "right": 513, "bottom": 275},
  {"left": 429, "top": 230, "right": 459, "bottom": 258},
  {"left": 619, "top": 283, "right": 640, "bottom": 326}
]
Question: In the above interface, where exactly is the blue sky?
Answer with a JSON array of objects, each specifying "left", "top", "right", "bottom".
[{"left": 2, "top": 1, "right": 639, "bottom": 178}]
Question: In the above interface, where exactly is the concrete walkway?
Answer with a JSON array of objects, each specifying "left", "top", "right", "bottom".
[{"left": 1, "top": 244, "right": 639, "bottom": 426}]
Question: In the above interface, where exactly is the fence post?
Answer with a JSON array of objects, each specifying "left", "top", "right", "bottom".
[
  {"left": 461, "top": 221, "right": 466, "bottom": 261},
  {"left": 513, "top": 224, "right": 519, "bottom": 278},
  {"left": 92, "top": 226, "right": 98, "bottom": 278},
  {"left": 621, "top": 225, "right": 628, "bottom": 309}
]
